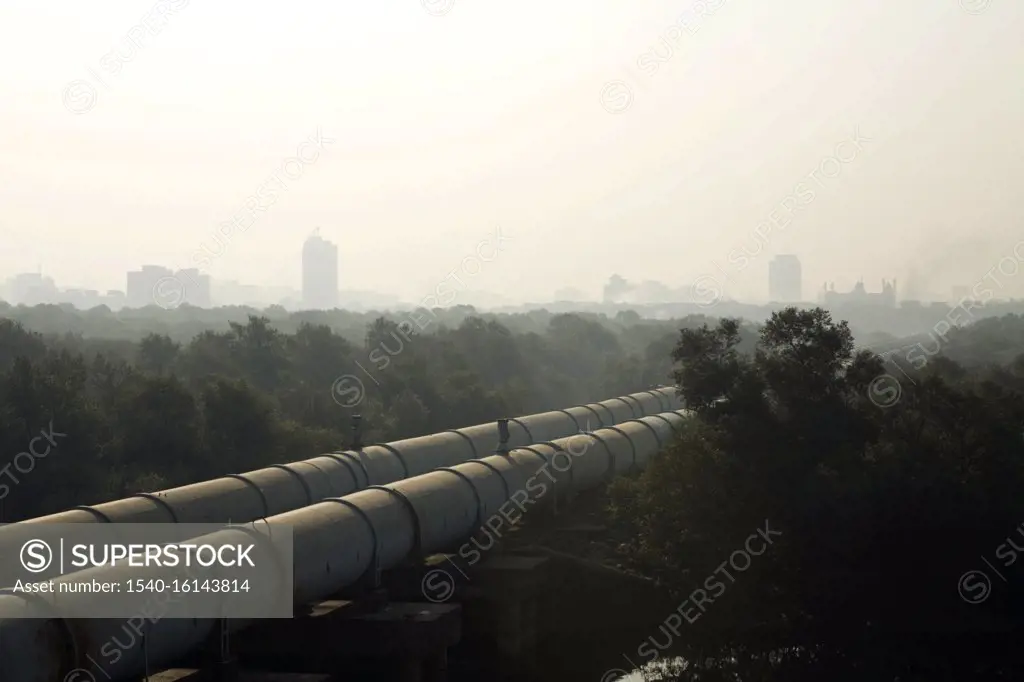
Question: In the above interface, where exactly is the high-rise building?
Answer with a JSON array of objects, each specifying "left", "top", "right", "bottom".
[
  {"left": 768, "top": 255, "right": 802, "bottom": 302},
  {"left": 302, "top": 230, "right": 338, "bottom": 309},
  {"left": 126, "top": 265, "right": 173, "bottom": 308}
]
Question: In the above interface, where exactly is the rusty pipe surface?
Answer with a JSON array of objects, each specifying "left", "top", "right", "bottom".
[{"left": 0, "top": 409, "right": 689, "bottom": 682}]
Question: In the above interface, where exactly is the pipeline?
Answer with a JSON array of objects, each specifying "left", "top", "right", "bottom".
[
  {"left": 0, "top": 408, "right": 689, "bottom": 682},
  {"left": 1, "top": 388, "right": 680, "bottom": 529}
]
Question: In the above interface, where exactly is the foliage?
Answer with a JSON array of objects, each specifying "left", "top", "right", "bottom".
[
  {"left": 610, "top": 306, "right": 1024, "bottom": 679},
  {"left": 0, "top": 308, "right": 700, "bottom": 521}
]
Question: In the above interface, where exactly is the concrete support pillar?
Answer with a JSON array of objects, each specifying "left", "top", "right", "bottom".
[
  {"left": 462, "top": 555, "right": 547, "bottom": 675},
  {"left": 230, "top": 600, "right": 460, "bottom": 681},
  {"left": 380, "top": 553, "right": 550, "bottom": 678}
]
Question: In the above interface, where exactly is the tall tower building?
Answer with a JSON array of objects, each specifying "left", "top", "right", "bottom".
[
  {"left": 302, "top": 230, "right": 338, "bottom": 309},
  {"left": 768, "top": 255, "right": 802, "bottom": 302}
]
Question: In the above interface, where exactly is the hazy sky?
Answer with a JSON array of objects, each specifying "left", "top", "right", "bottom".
[{"left": 2, "top": 0, "right": 1023, "bottom": 304}]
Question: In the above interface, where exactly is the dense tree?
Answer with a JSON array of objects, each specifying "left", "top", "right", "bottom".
[
  {"left": 610, "top": 307, "right": 1024, "bottom": 680},
  {"left": 6, "top": 301, "right": 1024, "bottom": 677},
  {"left": 137, "top": 333, "right": 180, "bottom": 375},
  {"left": 0, "top": 307, "right": 687, "bottom": 520}
]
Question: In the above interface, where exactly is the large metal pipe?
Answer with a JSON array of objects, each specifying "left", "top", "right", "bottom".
[
  {"left": 0, "top": 408, "right": 689, "bottom": 682},
  {"left": 2, "top": 388, "right": 681, "bottom": 531}
]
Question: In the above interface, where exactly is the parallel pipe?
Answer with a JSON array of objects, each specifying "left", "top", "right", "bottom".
[
  {"left": 2, "top": 388, "right": 680, "bottom": 530},
  {"left": 0, "top": 409, "right": 689, "bottom": 682}
]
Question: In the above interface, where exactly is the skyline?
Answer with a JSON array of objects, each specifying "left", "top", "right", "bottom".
[
  {"left": 0, "top": 241, "right": 997, "bottom": 309},
  {"left": 2, "top": 0, "right": 1023, "bottom": 304},
  {"left": 0, "top": 254, "right": 991, "bottom": 310}
]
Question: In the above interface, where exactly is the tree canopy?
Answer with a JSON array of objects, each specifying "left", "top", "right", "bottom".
[
  {"left": 611, "top": 306, "right": 1024, "bottom": 680},
  {"left": 0, "top": 309, "right": 708, "bottom": 520}
]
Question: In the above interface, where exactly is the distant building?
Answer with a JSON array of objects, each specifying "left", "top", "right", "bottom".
[
  {"left": 209, "top": 280, "right": 299, "bottom": 308},
  {"left": 104, "top": 290, "right": 126, "bottom": 309},
  {"left": 5, "top": 273, "right": 58, "bottom": 305},
  {"left": 175, "top": 268, "right": 212, "bottom": 307},
  {"left": 63, "top": 289, "right": 103, "bottom": 309},
  {"left": 821, "top": 279, "right": 897, "bottom": 308},
  {"left": 302, "top": 231, "right": 338, "bottom": 310},
  {"left": 768, "top": 255, "right": 802, "bottom": 302},
  {"left": 126, "top": 265, "right": 173, "bottom": 308},
  {"left": 127, "top": 266, "right": 210, "bottom": 308},
  {"left": 601, "top": 275, "right": 689, "bottom": 304},
  {"left": 213, "top": 280, "right": 263, "bottom": 307},
  {"left": 2, "top": 274, "right": 130, "bottom": 309},
  {"left": 603, "top": 275, "right": 631, "bottom": 303}
]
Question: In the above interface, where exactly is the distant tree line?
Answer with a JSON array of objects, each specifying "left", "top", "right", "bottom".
[{"left": 0, "top": 307, "right": 759, "bottom": 521}]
